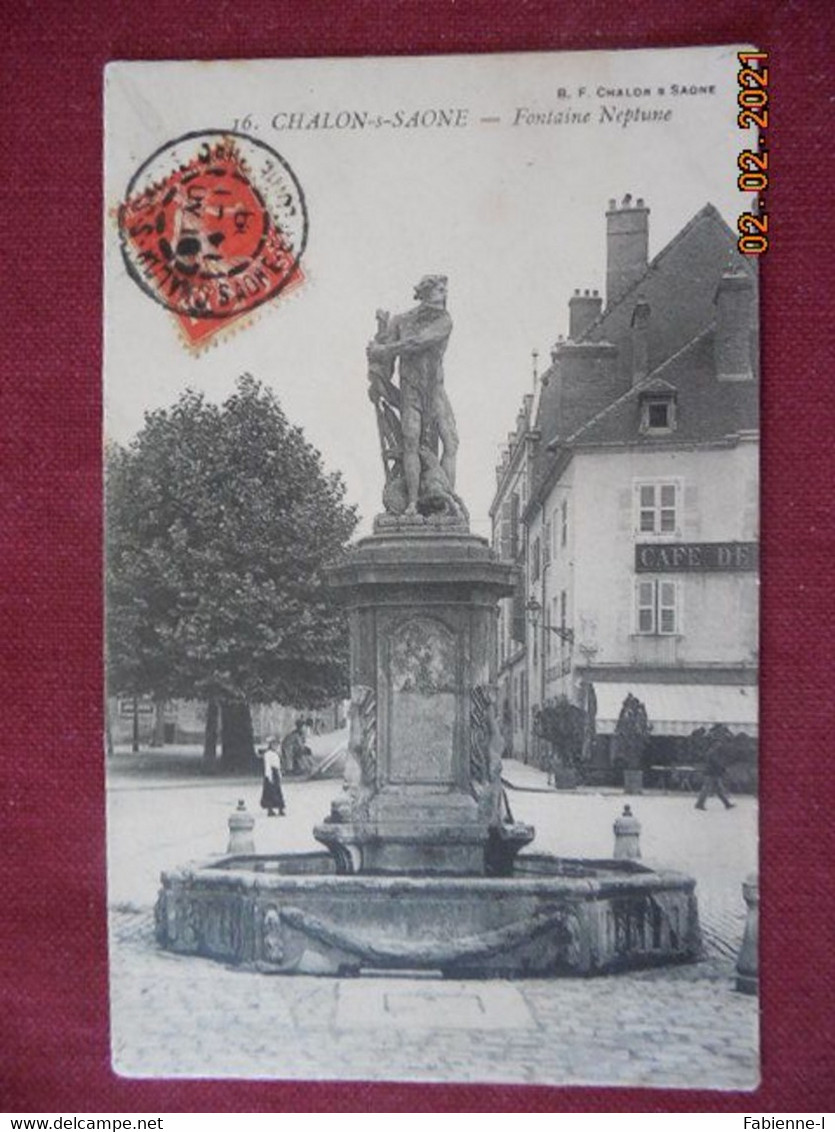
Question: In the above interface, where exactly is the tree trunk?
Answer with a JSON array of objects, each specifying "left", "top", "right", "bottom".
[
  {"left": 131, "top": 696, "right": 140, "bottom": 753},
  {"left": 203, "top": 697, "right": 219, "bottom": 771},
  {"left": 150, "top": 698, "right": 166, "bottom": 747},
  {"left": 105, "top": 704, "right": 115, "bottom": 759},
  {"left": 220, "top": 700, "right": 256, "bottom": 770}
]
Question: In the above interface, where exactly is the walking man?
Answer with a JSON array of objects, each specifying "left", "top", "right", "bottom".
[{"left": 695, "top": 725, "right": 735, "bottom": 811}]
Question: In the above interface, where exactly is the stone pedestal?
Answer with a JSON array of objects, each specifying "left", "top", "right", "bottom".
[
  {"left": 227, "top": 799, "right": 256, "bottom": 855},
  {"left": 735, "top": 872, "right": 759, "bottom": 995},
  {"left": 315, "top": 522, "right": 533, "bottom": 875},
  {"left": 613, "top": 805, "right": 641, "bottom": 860}
]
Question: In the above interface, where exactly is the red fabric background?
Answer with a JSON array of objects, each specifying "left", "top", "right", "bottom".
[{"left": 1, "top": 0, "right": 833, "bottom": 1113}]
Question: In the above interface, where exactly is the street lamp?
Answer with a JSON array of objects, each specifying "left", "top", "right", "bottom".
[{"left": 525, "top": 597, "right": 574, "bottom": 645}]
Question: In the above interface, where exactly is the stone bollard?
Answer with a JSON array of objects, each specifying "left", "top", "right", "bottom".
[
  {"left": 227, "top": 799, "right": 255, "bottom": 855},
  {"left": 613, "top": 804, "right": 641, "bottom": 860},
  {"left": 735, "top": 872, "right": 759, "bottom": 995}
]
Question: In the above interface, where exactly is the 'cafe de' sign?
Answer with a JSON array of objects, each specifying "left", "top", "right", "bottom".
[{"left": 634, "top": 542, "right": 759, "bottom": 572}]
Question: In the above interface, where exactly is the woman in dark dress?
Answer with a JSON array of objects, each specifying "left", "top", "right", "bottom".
[{"left": 259, "top": 736, "right": 286, "bottom": 816}]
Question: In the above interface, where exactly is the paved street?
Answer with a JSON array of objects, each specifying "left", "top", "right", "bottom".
[{"left": 107, "top": 740, "right": 758, "bottom": 1089}]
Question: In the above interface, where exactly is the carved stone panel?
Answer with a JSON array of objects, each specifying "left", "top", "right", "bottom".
[
  {"left": 388, "top": 617, "right": 457, "bottom": 783},
  {"left": 261, "top": 906, "right": 285, "bottom": 964}
]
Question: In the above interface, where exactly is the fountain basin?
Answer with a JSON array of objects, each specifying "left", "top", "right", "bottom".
[{"left": 155, "top": 852, "right": 700, "bottom": 977}]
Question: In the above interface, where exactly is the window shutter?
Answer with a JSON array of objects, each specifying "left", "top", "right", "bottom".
[
  {"left": 511, "top": 571, "right": 526, "bottom": 643},
  {"left": 510, "top": 493, "right": 520, "bottom": 557},
  {"left": 499, "top": 500, "right": 512, "bottom": 560},
  {"left": 659, "top": 484, "right": 677, "bottom": 533},
  {"left": 659, "top": 580, "right": 677, "bottom": 634},
  {"left": 636, "top": 579, "right": 656, "bottom": 633},
  {"left": 638, "top": 483, "right": 657, "bottom": 534},
  {"left": 531, "top": 536, "right": 541, "bottom": 582}
]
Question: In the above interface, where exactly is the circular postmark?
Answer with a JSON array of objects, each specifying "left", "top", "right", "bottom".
[{"left": 118, "top": 130, "right": 308, "bottom": 321}]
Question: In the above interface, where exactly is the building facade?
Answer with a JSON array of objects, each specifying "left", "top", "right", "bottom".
[
  {"left": 108, "top": 696, "right": 345, "bottom": 748},
  {"left": 490, "top": 395, "right": 537, "bottom": 760},
  {"left": 491, "top": 195, "right": 759, "bottom": 780}
]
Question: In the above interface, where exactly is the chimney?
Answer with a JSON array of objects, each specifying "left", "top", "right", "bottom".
[
  {"left": 495, "top": 451, "right": 506, "bottom": 486},
  {"left": 606, "top": 194, "right": 650, "bottom": 307},
  {"left": 630, "top": 295, "right": 651, "bottom": 384},
  {"left": 714, "top": 270, "right": 754, "bottom": 380},
  {"left": 550, "top": 338, "right": 622, "bottom": 438},
  {"left": 569, "top": 288, "right": 603, "bottom": 340}
]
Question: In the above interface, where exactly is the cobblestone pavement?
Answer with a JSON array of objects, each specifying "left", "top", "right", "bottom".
[{"left": 107, "top": 750, "right": 759, "bottom": 1089}]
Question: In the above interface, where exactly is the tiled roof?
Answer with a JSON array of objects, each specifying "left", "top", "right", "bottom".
[
  {"left": 566, "top": 327, "right": 759, "bottom": 448},
  {"left": 527, "top": 201, "right": 759, "bottom": 504}
]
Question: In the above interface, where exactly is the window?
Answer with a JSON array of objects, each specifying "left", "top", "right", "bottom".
[
  {"left": 531, "top": 536, "right": 541, "bottom": 583},
  {"left": 560, "top": 589, "right": 567, "bottom": 636},
  {"left": 543, "top": 520, "right": 552, "bottom": 565},
  {"left": 635, "top": 579, "right": 680, "bottom": 635},
  {"left": 635, "top": 480, "right": 681, "bottom": 536},
  {"left": 560, "top": 498, "right": 568, "bottom": 547},
  {"left": 640, "top": 393, "right": 676, "bottom": 433},
  {"left": 510, "top": 493, "right": 520, "bottom": 557},
  {"left": 511, "top": 572, "right": 526, "bottom": 644},
  {"left": 498, "top": 499, "right": 512, "bottom": 560}
]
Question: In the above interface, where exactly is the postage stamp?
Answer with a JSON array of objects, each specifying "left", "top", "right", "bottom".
[{"left": 117, "top": 130, "right": 308, "bottom": 347}]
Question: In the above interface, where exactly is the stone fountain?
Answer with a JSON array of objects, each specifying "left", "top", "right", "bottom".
[{"left": 156, "top": 275, "right": 700, "bottom": 976}]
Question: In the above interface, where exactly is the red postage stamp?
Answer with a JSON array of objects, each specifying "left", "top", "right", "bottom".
[{"left": 118, "top": 130, "right": 308, "bottom": 347}]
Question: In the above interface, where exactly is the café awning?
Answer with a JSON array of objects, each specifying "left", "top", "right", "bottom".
[{"left": 592, "top": 681, "right": 758, "bottom": 737}]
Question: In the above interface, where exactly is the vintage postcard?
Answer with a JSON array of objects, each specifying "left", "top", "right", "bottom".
[{"left": 105, "top": 45, "right": 760, "bottom": 1087}]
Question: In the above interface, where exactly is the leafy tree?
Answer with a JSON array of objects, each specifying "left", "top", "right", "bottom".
[
  {"left": 686, "top": 724, "right": 758, "bottom": 792},
  {"left": 106, "top": 375, "right": 358, "bottom": 768},
  {"left": 536, "top": 696, "right": 586, "bottom": 779},
  {"left": 613, "top": 693, "right": 652, "bottom": 772}
]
